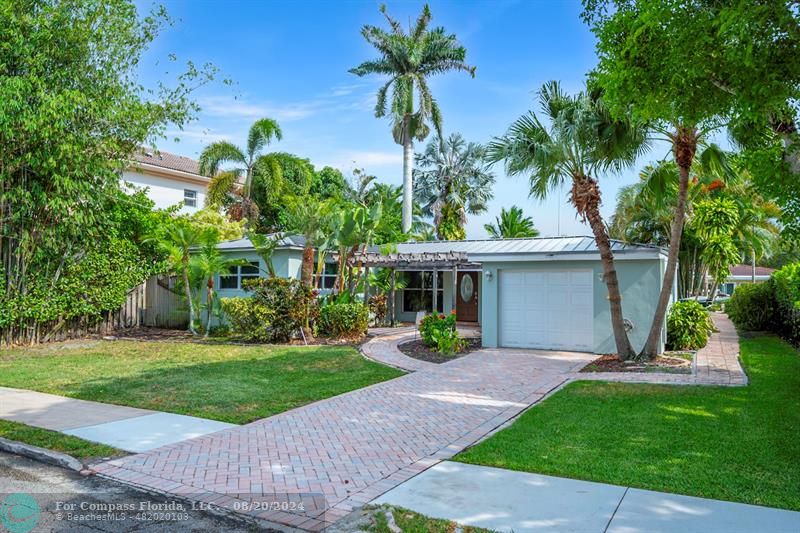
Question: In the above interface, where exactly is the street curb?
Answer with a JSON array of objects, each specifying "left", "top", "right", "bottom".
[{"left": 0, "top": 436, "right": 86, "bottom": 473}]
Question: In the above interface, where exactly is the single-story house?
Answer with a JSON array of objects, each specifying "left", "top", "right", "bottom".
[
  {"left": 717, "top": 264, "right": 775, "bottom": 296},
  {"left": 211, "top": 235, "right": 672, "bottom": 354}
]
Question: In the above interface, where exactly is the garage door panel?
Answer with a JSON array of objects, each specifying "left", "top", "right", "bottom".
[{"left": 499, "top": 270, "right": 593, "bottom": 352}]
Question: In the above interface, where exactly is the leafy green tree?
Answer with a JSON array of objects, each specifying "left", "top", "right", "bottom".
[
  {"left": 484, "top": 206, "right": 539, "bottom": 239},
  {"left": 251, "top": 152, "right": 314, "bottom": 230},
  {"left": 489, "top": 81, "right": 648, "bottom": 360},
  {"left": 350, "top": 4, "right": 476, "bottom": 232},
  {"left": 692, "top": 199, "right": 741, "bottom": 304},
  {"left": 414, "top": 133, "right": 495, "bottom": 240},
  {"left": 583, "top": 0, "right": 800, "bottom": 357},
  {"left": 187, "top": 207, "right": 244, "bottom": 241},
  {"left": 310, "top": 166, "right": 349, "bottom": 200},
  {"left": 248, "top": 232, "right": 281, "bottom": 278},
  {"left": 200, "top": 118, "right": 283, "bottom": 224},
  {"left": 0, "top": 0, "right": 213, "bottom": 340}
]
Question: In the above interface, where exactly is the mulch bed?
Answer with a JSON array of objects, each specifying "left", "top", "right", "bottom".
[
  {"left": 102, "top": 328, "right": 364, "bottom": 347},
  {"left": 398, "top": 337, "right": 483, "bottom": 364},
  {"left": 581, "top": 353, "right": 693, "bottom": 374}
]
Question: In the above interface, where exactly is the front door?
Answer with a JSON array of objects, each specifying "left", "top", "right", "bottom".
[{"left": 456, "top": 271, "right": 479, "bottom": 322}]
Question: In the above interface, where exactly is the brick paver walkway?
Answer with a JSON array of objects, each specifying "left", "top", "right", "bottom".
[
  {"left": 93, "top": 341, "right": 593, "bottom": 530},
  {"left": 92, "top": 314, "right": 745, "bottom": 531}
]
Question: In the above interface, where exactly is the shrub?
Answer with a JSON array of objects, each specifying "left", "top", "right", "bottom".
[
  {"left": 726, "top": 282, "right": 776, "bottom": 331},
  {"left": 667, "top": 300, "right": 714, "bottom": 350},
  {"left": 773, "top": 263, "right": 800, "bottom": 345},
  {"left": 318, "top": 303, "right": 369, "bottom": 338},
  {"left": 220, "top": 278, "right": 316, "bottom": 343},
  {"left": 418, "top": 311, "right": 467, "bottom": 355},
  {"left": 368, "top": 294, "right": 388, "bottom": 326}
]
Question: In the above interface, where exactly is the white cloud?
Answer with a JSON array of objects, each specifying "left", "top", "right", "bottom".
[
  {"left": 165, "top": 127, "right": 231, "bottom": 144},
  {"left": 198, "top": 96, "right": 318, "bottom": 122},
  {"left": 322, "top": 150, "right": 403, "bottom": 171}
]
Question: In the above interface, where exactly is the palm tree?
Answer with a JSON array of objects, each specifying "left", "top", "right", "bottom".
[
  {"left": 158, "top": 223, "right": 202, "bottom": 335},
  {"left": 190, "top": 229, "right": 243, "bottom": 338},
  {"left": 350, "top": 4, "right": 475, "bottom": 233},
  {"left": 414, "top": 133, "right": 495, "bottom": 240},
  {"left": 484, "top": 206, "right": 539, "bottom": 239},
  {"left": 199, "top": 118, "right": 282, "bottom": 224},
  {"left": 488, "top": 81, "right": 649, "bottom": 360}
]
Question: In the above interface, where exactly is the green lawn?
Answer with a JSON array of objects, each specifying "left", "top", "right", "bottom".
[
  {"left": 456, "top": 334, "right": 800, "bottom": 511},
  {"left": 0, "top": 340, "right": 403, "bottom": 424},
  {"left": 0, "top": 420, "right": 121, "bottom": 461}
]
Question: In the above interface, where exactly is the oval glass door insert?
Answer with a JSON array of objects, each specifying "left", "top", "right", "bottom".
[{"left": 460, "top": 274, "right": 474, "bottom": 302}]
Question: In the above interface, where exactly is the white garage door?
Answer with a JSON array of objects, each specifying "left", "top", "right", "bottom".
[{"left": 499, "top": 270, "right": 593, "bottom": 351}]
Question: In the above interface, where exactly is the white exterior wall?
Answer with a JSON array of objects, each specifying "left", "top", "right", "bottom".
[{"left": 122, "top": 170, "right": 207, "bottom": 213}]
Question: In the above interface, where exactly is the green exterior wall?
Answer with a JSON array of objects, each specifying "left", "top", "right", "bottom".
[{"left": 479, "top": 258, "right": 665, "bottom": 354}]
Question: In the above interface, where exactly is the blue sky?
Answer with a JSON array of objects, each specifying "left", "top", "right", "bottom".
[{"left": 139, "top": 0, "right": 644, "bottom": 238}]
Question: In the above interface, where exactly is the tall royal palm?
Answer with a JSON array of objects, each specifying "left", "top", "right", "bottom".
[
  {"left": 350, "top": 4, "right": 475, "bottom": 233},
  {"left": 199, "top": 118, "right": 282, "bottom": 224},
  {"left": 484, "top": 206, "right": 539, "bottom": 239},
  {"left": 414, "top": 133, "right": 494, "bottom": 240},
  {"left": 488, "top": 81, "right": 649, "bottom": 360}
]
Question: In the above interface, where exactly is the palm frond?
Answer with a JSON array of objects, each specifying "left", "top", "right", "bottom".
[
  {"left": 198, "top": 141, "right": 246, "bottom": 176},
  {"left": 247, "top": 118, "right": 282, "bottom": 158}
]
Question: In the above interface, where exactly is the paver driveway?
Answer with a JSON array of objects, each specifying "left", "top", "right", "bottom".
[{"left": 93, "top": 341, "right": 594, "bottom": 531}]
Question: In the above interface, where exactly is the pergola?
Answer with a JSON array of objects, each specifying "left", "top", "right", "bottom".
[{"left": 346, "top": 251, "right": 480, "bottom": 326}]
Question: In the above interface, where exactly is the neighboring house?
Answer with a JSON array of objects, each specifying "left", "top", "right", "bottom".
[
  {"left": 718, "top": 264, "right": 775, "bottom": 295},
  {"left": 211, "top": 235, "right": 672, "bottom": 354},
  {"left": 124, "top": 148, "right": 209, "bottom": 213}
]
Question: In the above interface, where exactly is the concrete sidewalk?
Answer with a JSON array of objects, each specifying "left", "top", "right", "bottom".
[
  {"left": 0, "top": 386, "right": 234, "bottom": 453},
  {"left": 375, "top": 461, "right": 800, "bottom": 533}
]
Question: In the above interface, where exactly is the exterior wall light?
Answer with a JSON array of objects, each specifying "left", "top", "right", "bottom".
[{"left": 484, "top": 270, "right": 494, "bottom": 282}]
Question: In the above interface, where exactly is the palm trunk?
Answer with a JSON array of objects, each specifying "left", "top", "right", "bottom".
[
  {"left": 575, "top": 177, "right": 636, "bottom": 359},
  {"left": 640, "top": 126, "right": 697, "bottom": 359},
  {"left": 301, "top": 246, "right": 314, "bottom": 288},
  {"left": 204, "top": 280, "right": 213, "bottom": 338},
  {"left": 401, "top": 120, "right": 414, "bottom": 234},
  {"left": 183, "top": 265, "right": 196, "bottom": 335}
]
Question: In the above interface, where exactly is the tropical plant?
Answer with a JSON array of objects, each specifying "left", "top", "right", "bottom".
[
  {"left": 484, "top": 206, "right": 539, "bottom": 239},
  {"left": 582, "top": 0, "right": 800, "bottom": 357},
  {"left": 414, "top": 133, "right": 495, "bottom": 240},
  {"left": 157, "top": 222, "right": 202, "bottom": 334},
  {"left": 187, "top": 207, "right": 245, "bottom": 241},
  {"left": 488, "top": 81, "right": 648, "bottom": 359},
  {"left": 350, "top": 4, "right": 476, "bottom": 232},
  {"left": 199, "top": 118, "right": 283, "bottom": 224},
  {"left": 251, "top": 152, "right": 315, "bottom": 230},
  {"left": 692, "top": 199, "right": 741, "bottom": 304},
  {"left": 332, "top": 203, "right": 383, "bottom": 296},
  {"left": 190, "top": 229, "right": 243, "bottom": 337},
  {"left": 418, "top": 311, "right": 466, "bottom": 355},
  {"left": 248, "top": 232, "right": 281, "bottom": 278}
]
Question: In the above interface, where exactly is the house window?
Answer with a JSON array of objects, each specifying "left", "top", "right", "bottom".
[
  {"left": 320, "top": 262, "right": 338, "bottom": 289},
  {"left": 183, "top": 189, "right": 197, "bottom": 207},
  {"left": 219, "top": 261, "right": 259, "bottom": 290},
  {"left": 402, "top": 271, "right": 444, "bottom": 313}
]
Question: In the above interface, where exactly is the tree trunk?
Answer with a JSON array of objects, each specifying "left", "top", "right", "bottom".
[
  {"left": 640, "top": 125, "right": 697, "bottom": 359},
  {"left": 301, "top": 246, "right": 314, "bottom": 288},
  {"left": 401, "top": 120, "right": 414, "bottom": 234},
  {"left": 204, "top": 280, "right": 213, "bottom": 339},
  {"left": 573, "top": 176, "right": 636, "bottom": 359},
  {"left": 183, "top": 266, "right": 196, "bottom": 335}
]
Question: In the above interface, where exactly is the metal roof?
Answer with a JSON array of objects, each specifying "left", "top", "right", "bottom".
[
  {"left": 216, "top": 234, "right": 306, "bottom": 251},
  {"left": 389, "top": 236, "right": 665, "bottom": 258}
]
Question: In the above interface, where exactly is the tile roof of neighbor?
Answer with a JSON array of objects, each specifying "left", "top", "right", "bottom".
[
  {"left": 730, "top": 264, "right": 775, "bottom": 277},
  {"left": 131, "top": 148, "right": 203, "bottom": 176}
]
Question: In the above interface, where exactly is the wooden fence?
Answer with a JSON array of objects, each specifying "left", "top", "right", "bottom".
[{"left": 0, "top": 276, "right": 188, "bottom": 347}]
